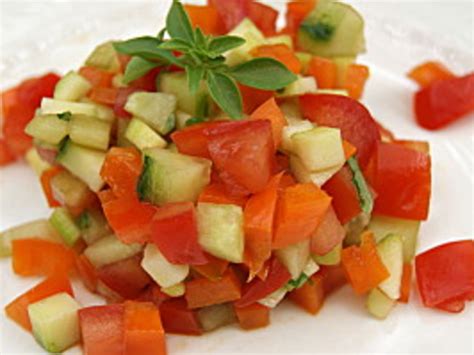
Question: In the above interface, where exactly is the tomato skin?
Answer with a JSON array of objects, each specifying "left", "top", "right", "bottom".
[
  {"left": 239, "top": 84, "right": 274, "bottom": 115},
  {"left": 300, "top": 94, "right": 381, "bottom": 167},
  {"left": 0, "top": 138, "right": 16, "bottom": 166},
  {"left": 415, "top": 240, "right": 474, "bottom": 310},
  {"left": 159, "top": 298, "right": 203, "bottom": 335},
  {"left": 248, "top": 2, "right": 278, "bottom": 36},
  {"left": 114, "top": 87, "right": 140, "bottom": 118},
  {"left": 414, "top": 73, "right": 474, "bottom": 130},
  {"left": 408, "top": 61, "right": 455, "bottom": 88},
  {"left": 209, "top": 0, "right": 250, "bottom": 32},
  {"left": 17, "top": 73, "right": 60, "bottom": 108},
  {"left": 79, "top": 67, "right": 113, "bottom": 88},
  {"left": 311, "top": 206, "right": 346, "bottom": 256}
]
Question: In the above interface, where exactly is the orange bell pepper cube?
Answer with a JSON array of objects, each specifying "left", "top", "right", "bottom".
[
  {"left": 288, "top": 273, "right": 325, "bottom": 314},
  {"left": 198, "top": 183, "right": 248, "bottom": 208},
  {"left": 393, "top": 139, "right": 430, "bottom": 154},
  {"left": 252, "top": 44, "right": 302, "bottom": 74},
  {"left": 185, "top": 269, "right": 241, "bottom": 309},
  {"left": 283, "top": 0, "right": 316, "bottom": 42},
  {"left": 342, "top": 139, "right": 357, "bottom": 160},
  {"left": 4, "top": 274, "right": 73, "bottom": 331},
  {"left": 341, "top": 232, "right": 390, "bottom": 295},
  {"left": 273, "top": 183, "right": 332, "bottom": 249},
  {"left": 248, "top": 2, "right": 278, "bottom": 36},
  {"left": 319, "top": 265, "right": 347, "bottom": 296},
  {"left": 307, "top": 56, "right": 337, "bottom": 89},
  {"left": 191, "top": 254, "right": 229, "bottom": 281},
  {"left": 342, "top": 64, "right": 370, "bottom": 100},
  {"left": 75, "top": 253, "right": 98, "bottom": 293},
  {"left": 124, "top": 301, "right": 167, "bottom": 355},
  {"left": 79, "top": 66, "right": 114, "bottom": 88},
  {"left": 184, "top": 4, "right": 223, "bottom": 35},
  {"left": 12, "top": 239, "right": 76, "bottom": 277},
  {"left": 234, "top": 303, "right": 270, "bottom": 330},
  {"left": 88, "top": 87, "right": 118, "bottom": 106},
  {"left": 40, "top": 166, "right": 63, "bottom": 207},
  {"left": 407, "top": 61, "right": 455, "bottom": 88},
  {"left": 399, "top": 263, "right": 412, "bottom": 303},
  {"left": 97, "top": 188, "right": 116, "bottom": 205},
  {"left": 250, "top": 98, "right": 287, "bottom": 149}
]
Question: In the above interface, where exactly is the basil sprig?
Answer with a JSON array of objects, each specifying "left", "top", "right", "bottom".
[{"left": 113, "top": 0, "right": 297, "bottom": 119}]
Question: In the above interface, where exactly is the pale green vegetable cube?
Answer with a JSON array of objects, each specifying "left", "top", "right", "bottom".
[
  {"left": 161, "top": 282, "right": 185, "bottom": 297},
  {"left": 275, "top": 238, "right": 311, "bottom": 279},
  {"left": 366, "top": 288, "right": 396, "bottom": 319},
  {"left": 41, "top": 98, "right": 114, "bottom": 122},
  {"left": 277, "top": 76, "right": 318, "bottom": 98},
  {"left": 69, "top": 114, "right": 112, "bottom": 150},
  {"left": 266, "top": 35, "right": 293, "bottom": 48},
  {"left": 25, "top": 115, "right": 69, "bottom": 145},
  {"left": 54, "top": 71, "right": 91, "bottom": 101},
  {"left": 376, "top": 234, "right": 403, "bottom": 300},
  {"left": 226, "top": 19, "right": 265, "bottom": 66},
  {"left": 290, "top": 154, "right": 342, "bottom": 187},
  {"left": 85, "top": 41, "right": 121, "bottom": 73},
  {"left": 312, "top": 243, "right": 342, "bottom": 265},
  {"left": 125, "top": 118, "right": 167, "bottom": 150},
  {"left": 25, "top": 147, "right": 51, "bottom": 176},
  {"left": 84, "top": 234, "right": 142, "bottom": 268},
  {"left": 281, "top": 119, "right": 314, "bottom": 153}
]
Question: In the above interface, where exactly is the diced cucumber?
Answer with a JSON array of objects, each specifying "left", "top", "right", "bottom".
[
  {"left": 281, "top": 119, "right": 314, "bottom": 153},
  {"left": 258, "top": 286, "right": 287, "bottom": 308},
  {"left": 332, "top": 56, "right": 355, "bottom": 87},
  {"left": 50, "top": 169, "right": 94, "bottom": 210},
  {"left": 84, "top": 234, "right": 142, "bottom": 268},
  {"left": 197, "top": 303, "right": 236, "bottom": 332},
  {"left": 28, "top": 293, "right": 80, "bottom": 353},
  {"left": 141, "top": 243, "right": 189, "bottom": 288},
  {"left": 366, "top": 288, "right": 396, "bottom": 319},
  {"left": 112, "top": 73, "right": 126, "bottom": 88},
  {"left": 41, "top": 98, "right": 114, "bottom": 122},
  {"left": 56, "top": 140, "right": 106, "bottom": 192},
  {"left": 295, "top": 52, "right": 312, "bottom": 73},
  {"left": 279, "top": 99, "right": 303, "bottom": 121},
  {"left": 161, "top": 282, "right": 185, "bottom": 297},
  {"left": 226, "top": 18, "right": 266, "bottom": 66},
  {"left": 376, "top": 234, "right": 403, "bottom": 300},
  {"left": 116, "top": 118, "right": 133, "bottom": 147},
  {"left": 0, "top": 219, "right": 60, "bottom": 257},
  {"left": 25, "top": 114, "right": 69, "bottom": 145},
  {"left": 68, "top": 114, "right": 112, "bottom": 150},
  {"left": 138, "top": 148, "right": 211, "bottom": 205},
  {"left": 85, "top": 41, "right": 121, "bottom": 73},
  {"left": 49, "top": 207, "right": 81, "bottom": 247},
  {"left": 290, "top": 154, "right": 342, "bottom": 187},
  {"left": 76, "top": 209, "right": 110, "bottom": 245},
  {"left": 315, "top": 89, "right": 349, "bottom": 96},
  {"left": 286, "top": 259, "right": 320, "bottom": 290},
  {"left": 277, "top": 76, "right": 318, "bottom": 98},
  {"left": 125, "top": 118, "right": 167, "bottom": 150},
  {"left": 275, "top": 238, "right": 311, "bottom": 279},
  {"left": 312, "top": 243, "right": 342, "bottom": 265},
  {"left": 298, "top": 1, "right": 365, "bottom": 57},
  {"left": 292, "top": 127, "right": 345, "bottom": 171},
  {"left": 33, "top": 138, "right": 60, "bottom": 152},
  {"left": 175, "top": 111, "right": 192, "bottom": 130},
  {"left": 124, "top": 92, "right": 177, "bottom": 135},
  {"left": 197, "top": 203, "right": 244, "bottom": 263},
  {"left": 347, "top": 157, "right": 373, "bottom": 215},
  {"left": 344, "top": 212, "right": 370, "bottom": 246},
  {"left": 54, "top": 71, "right": 92, "bottom": 101},
  {"left": 368, "top": 215, "right": 420, "bottom": 263},
  {"left": 266, "top": 35, "right": 293, "bottom": 48},
  {"left": 25, "top": 147, "right": 51, "bottom": 176}
]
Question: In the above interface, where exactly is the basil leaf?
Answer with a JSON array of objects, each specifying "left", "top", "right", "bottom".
[
  {"left": 114, "top": 37, "right": 182, "bottom": 66},
  {"left": 57, "top": 112, "right": 72, "bottom": 121},
  {"left": 159, "top": 38, "right": 192, "bottom": 51},
  {"left": 185, "top": 117, "right": 205, "bottom": 126},
  {"left": 167, "top": 0, "right": 194, "bottom": 43},
  {"left": 157, "top": 28, "right": 166, "bottom": 41},
  {"left": 206, "top": 71, "right": 242, "bottom": 120},
  {"left": 229, "top": 58, "right": 297, "bottom": 90},
  {"left": 195, "top": 28, "right": 208, "bottom": 50},
  {"left": 186, "top": 65, "right": 204, "bottom": 94},
  {"left": 123, "top": 56, "right": 160, "bottom": 84},
  {"left": 195, "top": 93, "right": 210, "bottom": 118},
  {"left": 208, "top": 36, "right": 246, "bottom": 57}
]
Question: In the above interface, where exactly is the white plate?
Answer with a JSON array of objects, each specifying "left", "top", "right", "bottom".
[{"left": 1, "top": 1, "right": 473, "bottom": 354}]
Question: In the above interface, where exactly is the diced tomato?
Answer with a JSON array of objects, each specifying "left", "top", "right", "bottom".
[
  {"left": 274, "top": 154, "right": 290, "bottom": 173},
  {"left": 0, "top": 138, "right": 16, "bottom": 166},
  {"left": 414, "top": 73, "right": 474, "bottom": 130},
  {"left": 408, "top": 61, "right": 455, "bottom": 88},
  {"left": 250, "top": 98, "right": 287, "bottom": 149},
  {"left": 307, "top": 56, "right": 337, "bottom": 89},
  {"left": 79, "top": 66, "right": 113, "bottom": 88},
  {"left": 75, "top": 253, "right": 98, "bottom": 292},
  {"left": 114, "top": 87, "right": 140, "bottom": 118},
  {"left": 134, "top": 284, "right": 170, "bottom": 307},
  {"left": 239, "top": 83, "right": 275, "bottom": 115},
  {"left": 415, "top": 240, "right": 474, "bottom": 310},
  {"left": 399, "top": 263, "right": 412, "bottom": 303},
  {"left": 288, "top": 273, "right": 325, "bottom": 314},
  {"left": 236, "top": 257, "right": 291, "bottom": 308},
  {"left": 17, "top": 73, "right": 60, "bottom": 108},
  {"left": 319, "top": 265, "right": 347, "bottom": 295},
  {"left": 151, "top": 202, "right": 208, "bottom": 265},
  {"left": 191, "top": 254, "right": 229, "bottom": 281},
  {"left": 311, "top": 206, "right": 346, "bottom": 256},
  {"left": 342, "top": 64, "right": 370, "bottom": 100},
  {"left": 375, "top": 120, "right": 396, "bottom": 142},
  {"left": 79, "top": 304, "right": 124, "bottom": 355},
  {"left": 36, "top": 145, "right": 58, "bottom": 164},
  {"left": 40, "top": 166, "right": 63, "bottom": 207},
  {"left": 300, "top": 94, "right": 381, "bottom": 167},
  {"left": 207, "top": 120, "right": 275, "bottom": 195},
  {"left": 185, "top": 4, "right": 224, "bottom": 35},
  {"left": 252, "top": 44, "right": 301, "bottom": 74},
  {"left": 208, "top": 0, "right": 250, "bottom": 32},
  {"left": 435, "top": 299, "right": 466, "bottom": 313},
  {"left": 88, "top": 87, "right": 118, "bottom": 106},
  {"left": 393, "top": 139, "right": 430, "bottom": 154},
  {"left": 198, "top": 183, "right": 248, "bottom": 207},
  {"left": 234, "top": 303, "right": 270, "bottom": 330},
  {"left": 248, "top": 2, "right": 278, "bottom": 36},
  {"left": 159, "top": 298, "right": 203, "bottom": 335},
  {"left": 365, "top": 142, "right": 431, "bottom": 220},
  {"left": 128, "top": 67, "right": 161, "bottom": 92},
  {"left": 4, "top": 274, "right": 73, "bottom": 331}
]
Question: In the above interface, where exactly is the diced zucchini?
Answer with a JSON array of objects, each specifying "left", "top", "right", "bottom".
[
  {"left": 161, "top": 282, "right": 185, "bottom": 297},
  {"left": 116, "top": 118, "right": 133, "bottom": 147},
  {"left": 68, "top": 114, "right": 112, "bottom": 150},
  {"left": 295, "top": 52, "right": 312, "bottom": 73},
  {"left": 76, "top": 209, "right": 110, "bottom": 245},
  {"left": 0, "top": 219, "right": 60, "bottom": 257},
  {"left": 368, "top": 215, "right": 420, "bottom": 263},
  {"left": 275, "top": 238, "right": 311, "bottom": 279},
  {"left": 298, "top": 2, "right": 365, "bottom": 57},
  {"left": 125, "top": 118, "right": 167, "bottom": 150},
  {"left": 292, "top": 127, "right": 345, "bottom": 171},
  {"left": 286, "top": 259, "right": 320, "bottom": 290},
  {"left": 49, "top": 207, "right": 81, "bottom": 246},
  {"left": 141, "top": 243, "right": 189, "bottom": 288},
  {"left": 197, "top": 303, "right": 236, "bottom": 332},
  {"left": 25, "top": 147, "right": 51, "bottom": 176},
  {"left": 28, "top": 293, "right": 80, "bottom": 353},
  {"left": 175, "top": 111, "right": 192, "bottom": 130},
  {"left": 25, "top": 114, "right": 69, "bottom": 145},
  {"left": 312, "top": 243, "right": 342, "bottom": 265},
  {"left": 84, "top": 234, "right": 142, "bottom": 268},
  {"left": 197, "top": 203, "right": 244, "bottom": 263},
  {"left": 315, "top": 89, "right": 349, "bottom": 96},
  {"left": 54, "top": 71, "right": 92, "bottom": 101},
  {"left": 366, "top": 288, "right": 396, "bottom": 319},
  {"left": 85, "top": 41, "right": 120, "bottom": 73},
  {"left": 376, "top": 234, "right": 403, "bottom": 300},
  {"left": 277, "top": 76, "right": 318, "bottom": 98},
  {"left": 56, "top": 140, "right": 106, "bottom": 192},
  {"left": 125, "top": 92, "right": 177, "bottom": 135},
  {"left": 226, "top": 18, "right": 266, "bottom": 66},
  {"left": 281, "top": 119, "right": 314, "bottom": 153},
  {"left": 50, "top": 169, "right": 94, "bottom": 210},
  {"left": 41, "top": 98, "right": 114, "bottom": 122},
  {"left": 348, "top": 157, "right": 373, "bottom": 215},
  {"left": 258, "top": 287, "right": 287, "bottom": 308},
  {"left": 332, "top": 56, "right": 356, "bottom": 86},
  {"left": 266, "top": 35, "right": 293, "bottom": 48},
  {"left": 290, "top": 154, "right": 342, "bottom": 187},
  {"left": 138, "top": 148, "right": 211, "bottom": 205}
]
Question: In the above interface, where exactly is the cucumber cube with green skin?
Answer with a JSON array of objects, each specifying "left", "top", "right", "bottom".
[
  {"left": 276, "top": 76, "right": 318, "bottom": 98},
  {"left": 85, "top": 41, "right": 121, "bottom": 73},
  {"left": 69, "top": 114, "right": 112, "bottom": 150},
  {"left": 76, "top": 209, "right": 111, "bottom": 245},
  {"left": 0, "top": 219, "right": 60, "bottom": 257},
  {"left": 286, "top": 258, "right": 320, "bottom": 290},
  {"left": 258, "top": 286, "right": 287, "bottom": 308},
  {"left": 366, "top": 288, "right": 396, "bottom": 319},
  {"left": 124, "top": 92, "right": 177, "bottom": 135},
  {"left": 376, "top": 234, "right": 403, "bottom": 300},
  {"left": 175, "top": 111, "right": 192, "bottom": 130},
  {"left": 292, "top": 127, "right": 345, "bottom": 171},
  {"left": 275, "top": 238, "right": 311, "bottom": 279},
  {"left": 56, "top": 140, "right": 106, "bottom": 192},
  {"left": 141, "top": 243, "right": 189, "bottom": 288},
  {"left": 49, "top": 207, "right": 81, "bottom": 246},
  {"left": 25, "top": 115, "right": 69, "bottom": 145},
  {"left": 197, "top": 203, "right": 244, "bottom": 263},
  {"left": 368, "top": 215, "right": 420, "bottom": 263},
  {"left": 290, "top": 154, "right": 342, "bottom": 187},
  {"left": 28, "top": 293, "right": 81, "bottom": 353},
  {"left": 40, "top": 98, "right": 115, "bottom": 122},
  {"left": 54, "top": 71, "right": 92, "bottom": 101},
  {"left": 226, "top": 18, "right": 266, "bottom": 66},
  {"left": 50, "top": 170, "right": 94, "bottom": 210},
  {"left": 161, "top": 282, "right": 185, "bottom": 298},
  {"left": 25, "top": 147, "right": 51, "bottom": 176},
  {"left": 125, "top": 118, "right": 167, "bottom": 150},
  {"left": 312, "top": 243, "right": 342, "bottom": 266},
  {"left": 139, "top": 148, "right": 211, "bottom": 205},
  {"left": 281, "top": 119, "right": 314, "bottom": 153},
  {"left": 84, "top": 234, "right": 142, "bottom": 268}
]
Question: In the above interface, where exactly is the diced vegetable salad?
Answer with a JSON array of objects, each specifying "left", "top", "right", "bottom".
[{"left": 1, "top": 0, "right": 472, "bottom": 354}]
